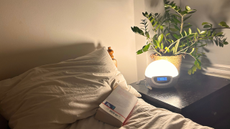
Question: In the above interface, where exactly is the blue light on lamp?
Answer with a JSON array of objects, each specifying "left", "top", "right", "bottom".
[{"left": 145, "top": 60, "right": 179, "bottom": 88}]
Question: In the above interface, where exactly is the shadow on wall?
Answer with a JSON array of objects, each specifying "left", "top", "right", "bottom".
[
  {"left": 144, "top": 0, "right": 166, "bottom": 15},
  {"left": 181, "top": 0, "right": 230, "bottom": 27},
  {"left": 199, "top": 0, "right": 230, "bottom": 67},
  {"left": 205, "top": 0, "right": 230, "bottom": 27},
  {"left": 0, "top": 42, "right": 98, "bottom": 81},
  {"left": 180, "top": 0, "right": 230, "bottom": 70},
  {"left": 148, "top": 0, "right": 161, "bottom": 7}
]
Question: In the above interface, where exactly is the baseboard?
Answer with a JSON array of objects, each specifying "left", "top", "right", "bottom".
[
  {"left": 181, "top": 60, "right": 230, "bottom": 79},
  {"left": 203, "top": 64, "right": 230, "bottom": 79}
]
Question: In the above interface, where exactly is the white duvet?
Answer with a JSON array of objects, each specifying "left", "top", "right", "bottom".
[
  {"left": 66, "top": 98, "right": 212, "bottom": 129},
  {"left": 0, "top": 47, "right": 212, "bottom": 129}
]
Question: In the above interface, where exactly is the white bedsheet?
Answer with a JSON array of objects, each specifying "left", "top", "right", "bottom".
[
  {"left": 67, "top": 99, "right": 213, "bottom": 129},
  {"left": 0, "top": 48, "right": 213, "bottom": 129}
]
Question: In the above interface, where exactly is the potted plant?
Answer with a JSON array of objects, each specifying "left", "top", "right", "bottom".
[{"left": 131, "top": 0, "right": 230, "bottom": 74}]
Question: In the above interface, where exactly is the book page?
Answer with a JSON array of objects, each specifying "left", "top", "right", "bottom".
[{"left": 99, "top": 85, "right": 137, "bottom": 122}]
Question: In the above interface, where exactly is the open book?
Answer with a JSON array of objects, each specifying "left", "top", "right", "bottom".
[{"left": 95, "top": 85, "right": 138, "bottom": 127}]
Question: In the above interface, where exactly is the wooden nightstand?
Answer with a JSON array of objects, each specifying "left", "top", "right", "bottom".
[{"left": 130, "top": 71, "right": 230, "bottom": 129}]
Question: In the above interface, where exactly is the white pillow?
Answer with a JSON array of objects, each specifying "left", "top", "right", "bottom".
[{"left": 0, "top": 47, "right": 140, "bottom": 129}]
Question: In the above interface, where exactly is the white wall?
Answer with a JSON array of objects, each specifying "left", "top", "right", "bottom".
[
  {"left": 0, "top": 0, "right": 138, "bottom": 83},
  {"left": 133, "top": 0, "right": 147, "bottom": 81},
  {"left": 1, "top": 0, "right": 229, "bottom": 82}
]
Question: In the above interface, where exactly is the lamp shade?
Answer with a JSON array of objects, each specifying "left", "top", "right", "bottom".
[{"left": 145, "top": 60, "right": 179, "bottom": 88}]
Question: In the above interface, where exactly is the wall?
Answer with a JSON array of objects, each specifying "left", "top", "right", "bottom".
[
  {"left": 0, "top": 0, "right": 138, "bottom": 83},
  {"left": 1, "top": 0, "right": 229, "bottom": 82},
  {"left": 133, "top": 0, "right": 147, "bottom": 81}
]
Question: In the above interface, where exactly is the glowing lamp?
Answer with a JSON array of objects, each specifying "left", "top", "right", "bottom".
[{"left": 145, "top": 60, "right": 179, "bottom": 88}]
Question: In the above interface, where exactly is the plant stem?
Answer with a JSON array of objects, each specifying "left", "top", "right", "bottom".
[
  {"left": 175, "top": 43, "right": 194, "bottom": 55},
  {"left": 150, "top": 43, "right": 162, "bottom": 56},
  {"left": 180, "top": 16, "right": 184, "bottom": 34},
  {"left": 175, "top": 37, "right": 197, "bottom": 55},
  {"left": 164, "top": 33, "right": 193, "bottom": 54},
  {"left": 172, "top": 9, "right": 184, "bottom": 54}
]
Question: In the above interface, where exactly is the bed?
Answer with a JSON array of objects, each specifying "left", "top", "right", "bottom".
[{"left": 0, "top": 47, "right": 213, "bottom": 129}]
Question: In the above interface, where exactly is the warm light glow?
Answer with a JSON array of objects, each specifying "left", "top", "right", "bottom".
[{"left": 145, "top": 60, "right": 178, "bottom": 78}]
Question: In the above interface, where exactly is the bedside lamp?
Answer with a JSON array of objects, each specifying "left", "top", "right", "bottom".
[{"left": 145, "top": 60, "right": 179, "bottom": 88}]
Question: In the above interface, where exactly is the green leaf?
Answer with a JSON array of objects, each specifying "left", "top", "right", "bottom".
[
  {"left": 164, "top": 0, "right": 170, "bottom": 4},
  {"left": 150, "top": 18, "right": 155, "bottom": 24},
  {"left": 173, "top": 17, "right": 181, "bottom": 23},
  {"left": 153, "top": 34, "right": 158, "bottom": 39},
  {"left": 172, "top": 46, "right": 176, "bottom": 53},
  {"left": 166, "top": 33, "right": 170, "bottom": 37},
  {"left": 200, "top": 31, "right": 206, "bottom": 34},
  {"left": 183, "top": 25, "right": 192, "bottom": 29},
  {"left": 207, "top": 31, "right": 211, "bottom": 36},
  {"left": 193, "top": 33, "right": 197, "bottom": 41},
  {"left": 187, "top": 9, "right": 196, "bottom": 14},
  {"left": 161, "top": 43, "right": 164, "bottom": 49},
  {"left": 143, "top": 43, "right": 150, "bottom": 52},
  {"left": 155, "top": 24, "right": 161, "bottom": 31},
  {"left": 190, "top": 48, "right": 195, "bottom": 54},
  {"left": 153, "top": 39, "right": 158, "bottom": 46},
  {"left": 188, "top": 28, "right": 192, "bottom": 34},
  {"left": 188, "top": 69, "right": 192, "bottom": 75},
  {"left": 198, "top": 43, "right": 207, "bottom": 47},
  {"left": 173, "top": 34, "right": 180, "bottom": 39},
  {"left": 192, "top": 66, "right": 197, "bottom": 72},
  {"left": 156, "top": 41, "right": 160, "bottom": 48},
  {"left": 184, "top": 15, "right": 192, "bottom": 21},
  {"left": 188, "top": 33, "right": 195, "bottom": 38},
  {"left": 216, "top": 32, "right": 223, "bottom": 36},
  {"left": 197, "top": 28, "right": 201, "bottom": 34},
  {"left": 142, "top": 12, "right": 148, "bottom": 17},
  {"left": 170, "top": 28, "right": 178, "bottom": 32},
  {"left": 167, "top": 39, "right": 174, "bottom": 43},
  {"left": 165, "top": 47, "right": 169, "bottom": 53},
  {"left": 172, "top": 14, "right": 181, "bottom": 18},
  {"left": 158, "top": 34, "right": 164, "bottom": 43},
  {"left": 219, "top": 21, "right": 229, "bottom": 28},
  {"left": 185, "top": 6, "right": 191, "bottom": 11},
  {"left": 153, "top": 39, "right": 160, "bottom": 48},
  {"left": 184, "top": 30, "right": 187, "bottom": 36},
  {"left": 186, "top": 39, "right": 190, "bottom": 46},
  {"left": 224, "top": 41, "right": 229, "bottom": 45},
  {"left": 202, "top": 22, "right": 210, "bottom": 25},
  {"left": 174, "top": 25, "right": 180, "bottom": 31},
  {"left": 181, "top": 11, "right": 188, "bottom": 15},
  {"left": 136, "top": 49, "right": 143, "bottom": 54},
  {"left": 194, "top": 59, "right": 201, "bottom": 69},
  {"left": 174, "top": 39, "right": 180, "bottom": 54},
  {"left": 203, "top": 25, "right": 211, "bottom": 28},
  {"left": 160, "top": 25, "right": 164, "bottom": 30},
  {"left": 131, "top": 26, "right": 144, "bottom": 36},
  {"left": 145, "top": 32, "right": 150, "bottom": 38},
  {"left": 152, "top": 21, "right": 158, "bottom": 27}
]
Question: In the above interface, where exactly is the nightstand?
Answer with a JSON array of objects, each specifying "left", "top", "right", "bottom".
[{"left": 130, "top": 71, "right": 230, "bottom": 129}]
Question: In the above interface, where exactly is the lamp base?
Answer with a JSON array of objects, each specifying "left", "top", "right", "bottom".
[{"left": 145, "top": 76, "right": 179, "bottom": 88}]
